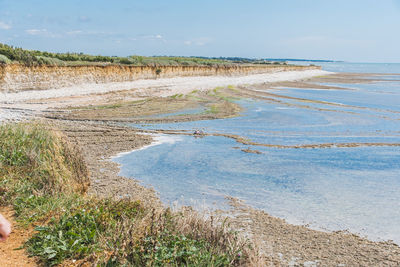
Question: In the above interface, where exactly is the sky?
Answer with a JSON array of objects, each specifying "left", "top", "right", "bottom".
[{"left": 0, "top": 0, "right": 400, "bottom": 63}]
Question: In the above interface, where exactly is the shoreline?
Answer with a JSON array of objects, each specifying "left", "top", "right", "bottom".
[
  {"left": 110, "top": 133, "right": 182, "bottom": 160},
  {"left": 2, "top": 69, "right": 400, "bottom": 265},
  {"left": 70, "top": 120, "right": 400, "bottom": 266},
  {"left": 111, "top": 126, "right": 400, "bottom": 245},
  {"left": 0, "top": 69, "right": 330, "bottom": 103}
]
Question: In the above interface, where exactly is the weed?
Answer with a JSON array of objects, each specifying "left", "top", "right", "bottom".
[{"left": 27, "top": 209, "right": 102, "bottom": 265}]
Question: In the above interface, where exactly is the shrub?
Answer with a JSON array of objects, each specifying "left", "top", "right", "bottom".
[
  {"left": 35, "top": 56, "right": 66, "bottom": 66},
  {"left": 118, "top": 57, "right": 133, "bottom": 65},
  {"left": 0, "top": 42, "right": 235, "bottom": 66},
  {"left": 0, "top": 54, "right": 11, "bottom": 64}
]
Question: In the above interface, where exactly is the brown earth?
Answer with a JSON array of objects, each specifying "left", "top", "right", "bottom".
[
  {"left": 0, "top": 63, "right": 319, "bottom": 92},
  {"left": 0, "top": 207, "right": 36, "bottom": 267}
]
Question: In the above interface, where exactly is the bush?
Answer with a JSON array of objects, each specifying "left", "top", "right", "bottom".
[
  {"left": 0, "top": 42, "right": 235, "bottom": 66},
  {"left": 0, "top": 54, "right": 11, "bottom": 64},
  {"left": 117, "top": 57, "right": 133, "bottom": 65},
  {"left": 35, "top": 56, "right": 66, "bottom": 66}
]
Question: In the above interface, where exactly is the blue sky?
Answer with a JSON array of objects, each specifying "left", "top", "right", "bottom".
[{"left": 0, "top": 0, "right": 399, "bottom": 62}]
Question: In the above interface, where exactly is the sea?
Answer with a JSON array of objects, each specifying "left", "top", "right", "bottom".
[{"left": 113, "top": 62, "right": 400, "bottom": 243}]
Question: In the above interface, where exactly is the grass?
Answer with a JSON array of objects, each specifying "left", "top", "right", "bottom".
[
  {"left": 170, "top": 94, "right": 184, "bottom": 99},
  {"left": 208, "top": 87, "right": 241, "bottom": 103},
  {"left": 0, "top": 122, "right": 256, "bottom": 266},
  {"left": 207, "top": 104, "right": 220, "bottom": 114}
]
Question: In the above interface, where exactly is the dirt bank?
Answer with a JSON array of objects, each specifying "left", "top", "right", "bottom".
[{"left": 0, "top": 64, "right": 320, "bottom": 92}]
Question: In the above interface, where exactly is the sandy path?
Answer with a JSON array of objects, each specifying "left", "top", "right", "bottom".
[
  {"left": 0, "top": 69, "right": 330, "bottom": 104},
  {"left": 0, "top": 207, "right": 36, "bottom": 267}
]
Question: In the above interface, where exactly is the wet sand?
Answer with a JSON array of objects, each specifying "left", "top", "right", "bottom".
[{"left": 44, "top": 119, "right": 400, "bottom": 266}]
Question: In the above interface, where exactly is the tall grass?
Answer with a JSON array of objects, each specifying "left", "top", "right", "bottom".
[{"left": 0, "top": 123, "right": 256, "bottom": 266}]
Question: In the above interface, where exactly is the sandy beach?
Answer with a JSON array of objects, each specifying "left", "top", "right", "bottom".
[{"left": 0, "top": 69, "right": 329, "bottom": 104}]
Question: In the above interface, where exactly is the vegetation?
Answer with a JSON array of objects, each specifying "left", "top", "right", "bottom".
[
  {"left": 0, "top": 42, "right": 286, "bottom": 67},
  {"left": 0, "top": 123, "right": 253, "bottom": 266},
  {"left": 0, "top": 43, "right": 235, "bottom": 67},
  {"left": 0, "top": 54, "right": 11, "bottom": 64}
]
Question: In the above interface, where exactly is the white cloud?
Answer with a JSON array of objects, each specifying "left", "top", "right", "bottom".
[
  {"left": 25, "top": 29, "right": 61, "bottom": 38},
  {"left": 25, "top": 29, "right": 48, "bottom": 35},
  {"left": 66, "top": 30, "right": 83, "bottom": 35},
  {"left": 184, "top": 37, "right": 212, "bottom": 46},
  {"left": 0, "top": 21, "right": 11, "bottom": 30},
  {"left": 141, "top": 34, "right": 164, "bottom": 41},
  {"left": 78, "top": 16, "right": 91, "bottom": 23}
]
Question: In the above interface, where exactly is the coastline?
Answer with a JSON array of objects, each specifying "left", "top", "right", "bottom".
[
  {"left": 58, "top": 119, "right": 400, "bottom": 266},
  {"left": 0, "top": 69, "right": 330, "bottom": 104},
  {"left": 110, "top": 134, "right": 182, "bottom": 160},
  {"left": 2, "top": 69, "right": 400, "bottom": 265}
]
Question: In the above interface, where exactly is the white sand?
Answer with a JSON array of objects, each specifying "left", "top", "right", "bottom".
[{"left": 0, "top": 69, "right": 331, "bottom": 104}]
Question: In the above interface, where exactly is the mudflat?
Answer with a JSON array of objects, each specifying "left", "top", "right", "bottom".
[{"left": 2, "top": 71, "right": 400, "bottom": 265}]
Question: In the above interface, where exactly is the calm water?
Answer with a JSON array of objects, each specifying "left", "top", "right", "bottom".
[{"left": 114, "top": 62, "right": 400, "bottom": 243}]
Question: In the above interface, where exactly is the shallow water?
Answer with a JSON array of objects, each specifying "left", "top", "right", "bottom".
[
  {"left": 288, "top": 61, "right": 400, "bottom": 74},
  {"left": 114, "top": 62, "right": 400, "bottom": 243}
]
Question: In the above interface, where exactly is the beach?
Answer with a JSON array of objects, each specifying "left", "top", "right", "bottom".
[{"left": 2, "top": 66, "right": 400, "bottom": 265}]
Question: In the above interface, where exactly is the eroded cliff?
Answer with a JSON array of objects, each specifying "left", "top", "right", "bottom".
[{"left": 0, "top": 64, "right": 319, "bottom": 92}]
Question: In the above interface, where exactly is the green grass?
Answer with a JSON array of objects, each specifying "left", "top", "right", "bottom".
[
  {"left": 206, "top": 104, "right": 220, "bottom": 114},
  {"left": 208, "top": 87, "right": 240, "bottom": 102},
  {"left": 170, "top": 94, "right": 184, "bottom": 99},
  {"left": 0, "top": 123, "right": 251, "bottom": 266}
]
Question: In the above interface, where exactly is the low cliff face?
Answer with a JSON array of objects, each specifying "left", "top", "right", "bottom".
[{"left": 0, "top": 64, "right": 320, "bottom": 92}]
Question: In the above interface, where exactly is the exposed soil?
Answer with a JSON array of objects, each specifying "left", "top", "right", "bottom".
[{"left": 0, "top": 207, "right": 36, "bottom": 267}]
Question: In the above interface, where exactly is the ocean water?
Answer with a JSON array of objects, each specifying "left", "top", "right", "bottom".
[
  {"left": 288, "top": 61, "right": 400, "bottom": 74},
  {"left": 114, "top": 62, "right": 400, "bottom": 243}
]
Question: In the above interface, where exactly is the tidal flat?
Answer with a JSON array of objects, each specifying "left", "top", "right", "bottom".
[{"left": 18, "top": 65, "right": 400, "bottom": 265}]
